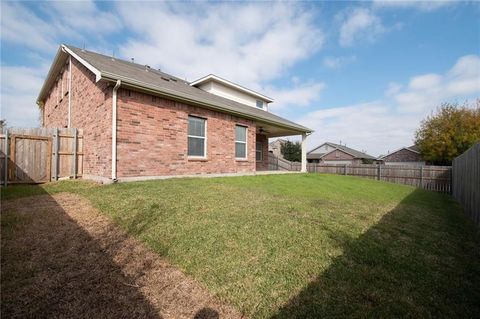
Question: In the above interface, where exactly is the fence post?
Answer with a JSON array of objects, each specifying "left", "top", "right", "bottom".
[
  {"left": 377, "top": 164, "right": 381, "bottom": 180},
  {"left": 344, "top": 164, "right": 347, "bottom": 176},
  {"left": 72, "top": 128, "right": 77, "bottom": 179},
  {"left": 420, "top": 166, "right": 424, "bottom": 189},
  {"left": 53, "top": 128, "right": 59, "bottom": 181},
  {"left": 4, "top": 129, "right": 8, "bottom": 187}
]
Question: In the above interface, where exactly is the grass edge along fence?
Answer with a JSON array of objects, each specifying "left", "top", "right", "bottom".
[
  {"left": 452, "top": 143, "right": 480, "bottom": 226},
  {"left": 306, "top": 163, "right": 451, "bottom": 193}
]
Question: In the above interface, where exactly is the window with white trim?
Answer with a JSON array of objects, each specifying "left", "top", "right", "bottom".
[
  {"left": 256, "top": 100, "right": 264, "bottom": 109},
  {"left": 188, "top": 116, "right": 206, "bottom": 157},
  {"left": 235, "top": 125, "right": 247, "bottom": 158},
  {"left": 256, "top": 141, "right": 263, "bottom": 161}
]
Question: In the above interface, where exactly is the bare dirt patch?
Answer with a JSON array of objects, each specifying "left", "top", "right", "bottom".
[{"left": 1, "top": 193, "right": 243, "bottom": 319}]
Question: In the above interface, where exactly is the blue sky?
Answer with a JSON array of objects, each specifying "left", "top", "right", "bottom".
[{"left": 1, "top": 1, "right": 479, "bottom": 155}]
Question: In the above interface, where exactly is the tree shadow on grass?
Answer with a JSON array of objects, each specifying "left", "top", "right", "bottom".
[
  {"left": 272, "top": 189, "right": 480, "bottom": 318},
  {"left": 1, "top": 185, "right": 162, "bottom": 319}
]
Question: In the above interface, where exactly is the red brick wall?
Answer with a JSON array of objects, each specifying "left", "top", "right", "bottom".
[
  {"left": 43, "top": 59, "right": 112, "bottom": 179},
  {"left": 383, "top": 148, "right": 423, "bottom": 162},
  {"left": 116, "top": 89, "right": 257, "bottom": 177},
  {"left": 255, "top": 134, "right": 269, "bottom": 171}
]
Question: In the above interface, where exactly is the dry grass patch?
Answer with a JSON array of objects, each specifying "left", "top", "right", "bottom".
[{"left": 1, "top": 193, "right": 242, "bottom": 319}]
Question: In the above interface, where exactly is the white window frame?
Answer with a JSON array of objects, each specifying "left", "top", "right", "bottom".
[
  {"left": 256, "top": 100, "right": 264, "bottom": 109},
  {"left": 256, "top": 141, "right": 263, "bottom": 161},
  {"left": 187, "top": 116, "right": 207, "bottom": 158},
  {"left": 235, "top": 125, "right": 247, "bottom": 159}
]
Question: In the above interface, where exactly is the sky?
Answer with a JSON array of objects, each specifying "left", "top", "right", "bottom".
[{"left": 1, "top": 0, "right": 479, "bottom": 156}]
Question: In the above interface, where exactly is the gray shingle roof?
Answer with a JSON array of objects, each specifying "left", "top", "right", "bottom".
[
  {"left": 45, "top": 45, "right": 311, "bottom": 133},
  {"left": 307, "top": 142, "right": 376, "bottom": 160}
]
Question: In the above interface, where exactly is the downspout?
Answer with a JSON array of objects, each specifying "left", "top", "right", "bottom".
[
  {"left": 112, "top": 80, "right": 121, "bottom": 181},
  {"left": 67, "top": 56, "right": 72, "bottom": 128}
]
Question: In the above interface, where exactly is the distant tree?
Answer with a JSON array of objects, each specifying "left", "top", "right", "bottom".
[
  {"left": 414, "top": 100, "right": 480, "bottom": 165},
  {"left": 281, "top": 140, "right": 301, "bottom": 162},
  {"left": 0, "top": 119, "right": 6, "bottom": 132}
]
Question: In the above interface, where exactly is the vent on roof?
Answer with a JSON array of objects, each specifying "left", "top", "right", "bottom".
[
  {"left": 161, "top": 76, "right": 170, "bottom": 82},
  {"left": 145, "top": 65, "right": 151, "bottom": 71},
  {"left": 170, "top": 77, "right": 177, "bottom": 82}
]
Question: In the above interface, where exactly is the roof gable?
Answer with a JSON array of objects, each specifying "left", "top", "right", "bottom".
[
  {"left": 378, "top": 146, "right": 420, "bottom": 160},
  {"left": 190, "top": 74, "right": 273, "bottom": 103},
  {"left": 307, "top": 142, "right": 375, "bottom": 159}
]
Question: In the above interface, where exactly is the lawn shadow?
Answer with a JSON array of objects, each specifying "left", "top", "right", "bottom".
[
  {"left": 271, "top": 188, "right": 480, "bottom": 318},
  {"left": 1, "top": 184, "right": 162, "bottom": 318}
]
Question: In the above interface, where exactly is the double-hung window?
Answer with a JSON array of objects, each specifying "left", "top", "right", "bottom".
[
  {"left": 188, "top": 116, "right": 206, "bottom": 157},
  {"left": 256, "top": 142, "right": 263, "bottom": 161},
  {"left": 235, "top": 125, "right": 247, "bottom": 159}
]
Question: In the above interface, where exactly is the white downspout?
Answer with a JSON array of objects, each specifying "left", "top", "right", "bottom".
[
  {"left": 67, "top": 56, "right": 72, "bottom": 128},
  {"left": 112, "top": 80, "right": 121, "bottom": 181}
]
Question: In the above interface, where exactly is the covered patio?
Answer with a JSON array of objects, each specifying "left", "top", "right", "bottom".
[{"left": 254, "top": 121, "right": 311, "bottom": 173}]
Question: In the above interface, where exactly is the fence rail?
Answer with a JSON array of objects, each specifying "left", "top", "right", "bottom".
[
  {"left": 452, "top": 143, "right": 480, "bottom": 226},
  {"left": 306, "top": 163, "right": 452, "bottom": 193},
  {"left": 0, "top": 127, "right": 83, "bottom": 185},
  {"left": 268, "top": 154, "right": 451, "bottom": 193}
]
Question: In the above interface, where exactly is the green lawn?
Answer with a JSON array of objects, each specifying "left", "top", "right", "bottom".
[{"left": 2, "top": 174, "right": 479, "bottom": 318}]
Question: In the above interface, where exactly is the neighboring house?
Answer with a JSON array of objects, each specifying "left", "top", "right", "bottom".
[
  {"left": 37, "top": 44, "right": 312, "bottom": 183},
  {"left": 307, "top": 142, "right": 376, "bottom": 165},
  {"left": 268, "top": 138, "right": 287, "bottom": 158},
  {"left": 377, "top": 145, "right": 425, "bottom": 166}
]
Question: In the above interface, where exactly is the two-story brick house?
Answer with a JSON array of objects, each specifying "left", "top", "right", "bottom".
[{"left": 37, "top": 44, "right": 312, "bottom": 182}]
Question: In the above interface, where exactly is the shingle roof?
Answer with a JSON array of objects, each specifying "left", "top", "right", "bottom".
[
  {"left": 307, "top": 142, "right": 376, "bottom": 160},
  {"left": 38, "top": 44, "right": 312, "bottom": 134}
]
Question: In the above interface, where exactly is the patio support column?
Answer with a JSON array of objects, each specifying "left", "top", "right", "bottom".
[{"left": 301, "top": 133, "right": 307, "bottom": 172}]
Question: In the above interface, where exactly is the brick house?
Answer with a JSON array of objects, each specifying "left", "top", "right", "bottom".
[
  {"left": 37, "top": 44, "right": 312, "bottom": 182},
  {"left": 377, "top": 145, "right": 425, "bottom": 166},
  {"left": 307, "top": 142, "right": 376, "bottom": 165}
]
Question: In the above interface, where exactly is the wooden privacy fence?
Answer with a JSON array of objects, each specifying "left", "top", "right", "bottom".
[
  {"left": 452, "top": 143, "right": 480, "bottom": 226},
  {"left": 0, "top": 128, "right": 83, "bottom": 185},
  {"left": 307, "top": 163, "right": 452, "bottom": 193},
  {"left": 268, "top": 154, "right": 301, "bottom": 171}
]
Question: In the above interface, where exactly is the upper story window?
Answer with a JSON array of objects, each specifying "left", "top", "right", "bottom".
[
  {"left": 256, "top": 100, "right": 264, "bottom": 109},
  {"left": 235, "top": 125, "right": 247, "bottom": 159},
  {"left": 188, "top": 116, "right": 206, "bottom": 157}
]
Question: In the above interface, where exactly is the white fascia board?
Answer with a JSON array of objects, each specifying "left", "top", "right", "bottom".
[
  {"left": 62, "top": 45, "right": 102, "bottom": 82},
  {"left": 190, "top": 74, "right": 274, "bottom": 103}
]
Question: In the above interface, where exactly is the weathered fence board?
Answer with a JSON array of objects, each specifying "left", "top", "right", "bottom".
[
  {"left": 452, "top": 143, "right": 480, "bottom": 226},
  {"left": 305, "top": 163, "right": 451, "bottom": 193},
  {"left": 0, "top": 127, "right": 83, "bottom": 185},
  {"left": 267, "top": 154, "right": 451, "bottom": 193}
]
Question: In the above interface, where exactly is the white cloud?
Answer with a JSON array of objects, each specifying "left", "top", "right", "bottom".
[
  {"left": 385, "top": 82, "right": 402, "bottom": 97},
  {"left": 0, "top": 1, "right": 120, "bottom": 54},
  {"left": 1, "top": 65, "right": 48, "bottom": 127},
  {"left": 0, "top": 2, "right": 59, "bottom": 52},
  {"left": 1, "top": 2, "right": 326, "bottom": 127},
  {"left": 373, "top": 0, "right": 454, "bottom": 11},
  {"left": 297, "top": 55, "right": 480, "bottom": 156},
  {"left": 323, "top": 55, "right": 357, "bottom": 69},
  {"left": 266, "top": 82, "right": 325, "bottom": 111},
  {"left": 116, "top": 2, "right": 324, "bottom": 87},
  {"left": 338, "top": 8, "right": 386, "bottom": 47}
]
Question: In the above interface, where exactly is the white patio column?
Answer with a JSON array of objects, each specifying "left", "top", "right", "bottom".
[{"left": 301, "top": 133, "right": 307, "bottom": 172}]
